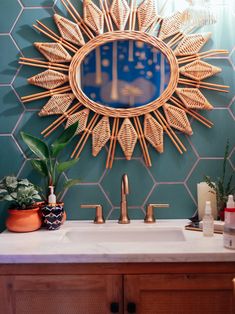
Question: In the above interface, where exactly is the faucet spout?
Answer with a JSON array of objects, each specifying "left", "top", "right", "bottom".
[
  {"left": 122, "top": 174, "right": 129, "bottom": 196},
  {"left": 119, "top": 174, "right": 130, "bottom": 224}
]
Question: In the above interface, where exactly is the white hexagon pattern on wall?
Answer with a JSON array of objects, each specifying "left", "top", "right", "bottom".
[{"left": 0, "top": 0, "right": 234, "bottom": 231}]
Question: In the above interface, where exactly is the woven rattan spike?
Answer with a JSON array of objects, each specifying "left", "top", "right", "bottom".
[
  {"left": 65, "top": 109, "right": 90, "bottom": 135},
  {"left": 92, "top": 116, "right": 111, "bottom": 156},
  {"left": 83, "top": 0, "right": 104, "bottom": 34},
  {"left": 34, "top": 42, "right": 72, "bottom": 63},
  {"left": 38, "top": 93, "right": 75, "bottom": 116},
  {"left": 176, "top": 88, "right": 213, "bottom": 110},
  {"left": 174, "top": 33, "right": 211, "bottom": 56},
  {"left": 110, "top": 0, "right": 130, "bottom": 30},
  {"left": 54, "top": 14, "right": 85, "bottom": 46},
  {"left": 144, "top": 114, "right": 163, "bottom": 153},
  {"left": 163, "top": 103, "right": 193, "bottom": 135},
  {"left": 28, "top": 69, "right": 69, "bottom": 90},
  {"left": 118, "top": 118, "right": 137, "bottom": 160},
  {"left": 137, "top": 0, "right": 158, "bottom": 32},
  {"left": 158, "top": 11, "right": 187, "bottom": 40},
  {"left": 179, "top": 60, "right": 221, "bottom": 81}
]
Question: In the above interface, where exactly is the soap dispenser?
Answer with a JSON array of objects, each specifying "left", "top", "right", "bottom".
[
  {"left": 224, "top": 195, "right": 235, "bottom": 225},
  {"left": 48, "top": 186, "right": 56, "bottom": 206},
  {"left": 223, "top": 195, "right": 235, "bottom": 249}
]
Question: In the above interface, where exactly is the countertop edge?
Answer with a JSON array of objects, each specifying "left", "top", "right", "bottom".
[{"left": 1, "top": 252, "right": 235, "bottom": 264}]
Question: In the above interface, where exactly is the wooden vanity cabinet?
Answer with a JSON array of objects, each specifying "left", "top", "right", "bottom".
[
  {"left": 124, "top": 273, "right": 235, "bottom": 314},
  {"left": 0, "top": 274, "right": 122, "bottom": 314},
  {"left": 0, "top": 262, "right": 234, "bottom": 314}
]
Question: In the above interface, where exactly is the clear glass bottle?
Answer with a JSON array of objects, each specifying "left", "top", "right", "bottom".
[{"left": 203, "top": 201, "right": 214, "bottom": 237}]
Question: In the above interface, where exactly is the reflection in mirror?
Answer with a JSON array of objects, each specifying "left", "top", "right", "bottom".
[{"left": 79, "top": 40, "right": 171, "bottom": 109}]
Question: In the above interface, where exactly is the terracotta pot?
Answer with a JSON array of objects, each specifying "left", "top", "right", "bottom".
[
  {"left": 6, "top": 206, "right": 42, "bottom": 233},
  {"left": 36, "top": 201, "right": 46, "bottom": 219},
  {"left": 62, "top": 211, "right": 66, "bottom": 223},
  {"left": 36, "top": 201, "right": 45, "bottom": 207},
  {"left": 62, "top": 207, "right": 66, "bottom": 224}
]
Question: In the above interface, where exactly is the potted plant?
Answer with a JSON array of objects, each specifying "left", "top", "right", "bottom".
[
  {"left": 21, "top": 122, "right": 80, "bottom": 230},
  {"left": 0, "top": 176, "right": 42, "bottom": 232},
  {"left": 204, "top": 140, "right": 235, "bottom": 220}
]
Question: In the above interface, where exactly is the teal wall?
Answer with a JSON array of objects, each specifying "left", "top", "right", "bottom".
[{"left": 0, "top": 0, "right": 234, "bottom": 231}]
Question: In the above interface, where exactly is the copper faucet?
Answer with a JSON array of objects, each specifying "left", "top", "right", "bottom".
[
  {"left": 118, "top": 174, "right": 130, "bottom": 224},
  {"left": 144, "top": 203, "right": 170, "bottom": 223},
  {"left": 80, "top": 204, "right": 105, "bottom": 224}
]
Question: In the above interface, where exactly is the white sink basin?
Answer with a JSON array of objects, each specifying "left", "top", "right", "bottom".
[{"left": 64, "top": 227, "right": 186, "bottom": 243}]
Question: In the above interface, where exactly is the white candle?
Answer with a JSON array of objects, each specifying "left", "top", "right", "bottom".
[{"left": 197, "top": 182, "right": 217, "bottom": 220}]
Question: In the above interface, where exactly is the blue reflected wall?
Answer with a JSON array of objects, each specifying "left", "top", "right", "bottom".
[{"left": 81, "top": 40, "right": 170, "bottom": 108}]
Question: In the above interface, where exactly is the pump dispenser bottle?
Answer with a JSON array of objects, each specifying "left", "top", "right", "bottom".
[
  {"left": 223, "top": 195, "right": 235, "bottom": 249},
  {"left": 48, "top": 186, "right": 56, "bottom": 206},
  {"left": 226, "top": 195, "right": 235, "bottom": 209},
  {"left": 203, "top": 201, "right": 214, "bottom": 237},
  {"left": 225, "top": 195, "right": 235, "bottom": 225}
]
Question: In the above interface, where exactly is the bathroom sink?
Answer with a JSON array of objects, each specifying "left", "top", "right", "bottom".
[{"left": 63, "top": 227, "right": 185, "bottom": 243}]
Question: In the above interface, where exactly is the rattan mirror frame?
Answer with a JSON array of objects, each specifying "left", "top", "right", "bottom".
[
  {"left": 19, "top": 0, "right": 229, "bottom": 168},
  {"left": 69, "top": 31, "right": 178, "bottom": 118}
]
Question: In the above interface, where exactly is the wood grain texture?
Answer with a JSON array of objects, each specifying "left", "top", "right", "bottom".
[
  {"left": 1, "top": 263, "right": 234, "bottom": 314},
  {"left": 124, "top": 274, "right": 235, "bottom": 314},
  {"left": 0, "top": 275, "right": 122, "bottom": 314}
]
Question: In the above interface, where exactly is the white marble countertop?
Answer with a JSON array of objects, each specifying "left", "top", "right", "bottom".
[{"left": 0, "top": 219, "right": 234, "bottom": 263}]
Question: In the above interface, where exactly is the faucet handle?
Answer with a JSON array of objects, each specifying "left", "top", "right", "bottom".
[
  {"left": 80, "top": 204, "right": 105, "bottom": 224},
  {"left": 144, "top": 203, "right": 169, "bottom": 223}
]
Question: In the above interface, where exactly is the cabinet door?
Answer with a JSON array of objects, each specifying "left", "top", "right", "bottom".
[
  {"left": 124, "top": 274, "right": 235, "bottom": 314},
  {"left": 0, "top": 274, "right": 122, "bottom": 314}
]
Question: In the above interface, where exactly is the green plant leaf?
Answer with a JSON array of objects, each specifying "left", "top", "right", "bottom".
[
  {"left": 5, "top": 176, "right": 18, "bottom": 189},
  {"left": 222, "top": 139, "right": 229, "bottom": 183},
  {"left": 21, "top": 132, "right": 49, "bottom": 160},
  {"left": 56, "top": 159, "right": 79, "bottom": 174},
  {"left": 50, "top": 143, "right": 68, "bottom": 158},
  {"left": 31, "top": 159, "right": 48, "bottom": 177},
  {"left": 33, "top": 194, "right": 41, "bottom": 200},
  {"left": 204, "top": 176, "right": 216, "bottom": 191},
  {"left": 51, "top": 122, "right": 78, "bottom": 157},
  {"left": 19, "top": 179, "right": 30, "bottom": 186},
  {"left": 33, "top": 184, "right": 47, "bottom": 201},
  {"left": 10, "top": 192, "right": 17, "bottom": 199},
  {"left": 218, "top": 179, "right": 224, "bottom": 197},
  {"left": 4, "top": 195, "right": 14, "bottom": 201},
  {"left": 63, "top": 179, "right": 80, "bottom": 190},
  {"left": 225, "top": 174, "right": 234, "bottom": 194}
]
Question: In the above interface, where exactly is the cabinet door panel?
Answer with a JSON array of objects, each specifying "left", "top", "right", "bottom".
[
  {"left": 0, "top": 275, "right": 122, "bottom": 314},
  {"left": 124, "top": 274, "right": 235, "bottom": 314}
]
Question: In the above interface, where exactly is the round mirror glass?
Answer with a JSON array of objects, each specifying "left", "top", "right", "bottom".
[{"left": 79, "top": 40, "right": 171, "bottom": 109}]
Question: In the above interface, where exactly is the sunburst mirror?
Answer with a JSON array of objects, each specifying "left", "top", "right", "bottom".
[{"left": 19, "top": 0, "right": 229, "bottom": 168}]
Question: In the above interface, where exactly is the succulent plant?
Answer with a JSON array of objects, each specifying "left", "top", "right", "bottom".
[
  {"left": 21, "top": 122, "right": 80, "bottom": 201},
  {"left": 0, "top": 176, "right": 41, "bottom": 209}
]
